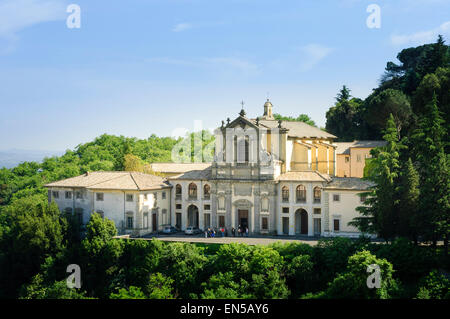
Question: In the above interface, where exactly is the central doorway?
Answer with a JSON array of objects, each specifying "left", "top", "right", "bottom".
[
  {"left": 187, "top": 205, "right": 199, "bottom": 228},
  {"left": 295, "top": 209, "right": 308, "bottom": 235},
  {"left": 152, "top": 213, "right": 157, "bottom": 232},
  {"left": 238, "top": 209, "right": 248, "bottom": 229}
]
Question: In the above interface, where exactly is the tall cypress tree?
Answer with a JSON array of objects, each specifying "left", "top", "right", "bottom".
[
  {"left": 411, "top": 93, "right": 449, "bottom": 247},
  {"left": 398, "top": 158, "right": 420, "bottom": 243},
  {"left": 351, "top": 114, "right": 405, "bottom": 240}
]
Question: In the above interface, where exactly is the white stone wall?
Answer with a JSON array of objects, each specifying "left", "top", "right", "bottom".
[
  {"left": 324, "top": 190, "right": 364, "bottom": 236},
  {"left": 48, "top": 187, "right": 170, "bottom": 236},
  {"left": 277, "top": 181, "right": 325, "bottom": 236}
]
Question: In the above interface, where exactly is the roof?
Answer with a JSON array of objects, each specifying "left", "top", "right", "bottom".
[
  {"left": 335, "top": 140, "right": 387, "bottom": 155},
  {"left": 277, "top": 171, "right": 331, "bottom": 182},
  {"left": 257, "top": 119, "right": 337, "bottom": 139},
  {"left": 44, "top": 171, "right": 171, "bottom": 191},
  {"left": 169, "top": 167, "right": 212, "bottom": 180},
  {"left": 324, "top": 177, "right": 374, "bottom": 190},
  {"left": 150, "top": 162, "right": 212, "bottom": 174}
]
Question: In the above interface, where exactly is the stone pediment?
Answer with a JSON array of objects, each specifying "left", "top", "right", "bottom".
[
  {"left": 226, "top": 116, "right": 258, "bottom": 130},
  {"left": 232, "top": 199, "right": 253, "bottom": 207}
]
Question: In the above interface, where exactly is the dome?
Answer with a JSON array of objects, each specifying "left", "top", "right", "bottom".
[{"left": 264, "top": 99, "right": 272, "bottom": 107}]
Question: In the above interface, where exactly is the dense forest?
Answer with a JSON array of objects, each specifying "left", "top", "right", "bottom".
[{"left": 0, "top": 37, "right": 449, "bottom": 299}]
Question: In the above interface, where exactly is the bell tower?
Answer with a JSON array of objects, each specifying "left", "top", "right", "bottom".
[{"left": 262, "top": 99, "right": 274, "bottom": 120}]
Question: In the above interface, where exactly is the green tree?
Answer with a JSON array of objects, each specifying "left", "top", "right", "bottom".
[
  {"left": 416, "top": 270, "right": 450, "bottom": 299},
  {"left": 20, "top": 274, "right": 90, "bottom": 299},
  {"left": 397, "top": 158, "right": 420, "bottom": 242},
  {"left": 381, "top": 35, "right": 450, "bottom": 95},
  {"left": 110, "top": 286, "right": 146, "bottom": 299},
  {"left": 324, "top": 250, "right": 398, "bottom": 299},
  {"left": 365, "top": 89, "right": 413, "bottom": 139},
  {"left": 350, "top": 114, "right": 406, "bottom": 240},
  {"left": 146, "top": 272, "right": 174, "bottom": 299},
  {"left": 411, "top": 93, "right": 449, "bottom": 247},
  {"left": 325, "top": 86, "right": 366, "bottom": 141},
  {"left": 274, "top": 113, "right": 316, "bottom": 127},
  {"left": 80, "top": 213, "right": 124, "bottom": 298},
  {"left": 0, "top": 197, "right": 67, "bottom": 298}
]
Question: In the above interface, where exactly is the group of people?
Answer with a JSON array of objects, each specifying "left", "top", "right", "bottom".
[
  {"left": 231, "top": 225, "right": 249, "bottom": 237},
  {"left": 204, "top": 225, "right": 250, "bottom": 238},
  {"left": 205, "top": 227, "right": 226, "bottom": 238}
]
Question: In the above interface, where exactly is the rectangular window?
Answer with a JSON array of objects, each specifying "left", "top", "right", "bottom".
[
  {"left": 176, "top": 204, "right": 182, "bottom": 210},
  {"left": 52, "top": 191, "right": 59, "bottom": 199},
  {"left": 357, "top": 154, "right": 362, "bottom": 162},
  {"left": 282, "top": 207, "right": 289, "bottom": 214},
  {"left": 127, "top": 216, "right": 133, "bottom": 229},
  {"left": 314, "top": 208, "right": 321, "bottom": 215},
  {"left": 96, "top": 193, "right": 104, "bottom": 201},
  {"left": 219, "top": 215, "right": 225, "bottom": 228},
  {"left": 345, "top": 157, "right": 349, "bottom": 163},
  {"left": 126, "top": 194, "right": 133, "bottom": 202},
  {"left": 162, "top": 191, "right": 166, "bottom": 199},
  {"left": 76, "top": 191, "right": 82, "bottom": 199},
  {"left": 334, "top": 219, "right": 340, "bottom": 232},
  {"left": 204, "top": 204, "right": 211, "bottom": 210},
  {"left": 65, "top": 191, "right": 72, "bottom": 199},
  {"left": 333, "top": 194, "right": 340, "bottom": 202},
  {"left": 261, "top": 217, "right": 268, "bottom": 230}
]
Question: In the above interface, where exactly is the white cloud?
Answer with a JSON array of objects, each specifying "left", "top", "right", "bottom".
[
  {"left": 204, "top": 57, "right": 259, "bottom": 75},
  {"left": 0, "top": 0, "right": 66, "bottom": 53},
  {"left": 147, "top": 56, "right": 259, "bottom": 76},
  {"left": 299, "top": 44, "right": 334, "bottom": 71},
  {"left": 391, "top": 21, "right": 450, "bottom": 46},
  {"left": 172, "top": 23, "right": 192, "bottom": 32}
]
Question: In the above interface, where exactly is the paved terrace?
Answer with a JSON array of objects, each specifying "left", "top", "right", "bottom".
[{"left": 115, "top": 234, "right": 322, "bottom": 246}]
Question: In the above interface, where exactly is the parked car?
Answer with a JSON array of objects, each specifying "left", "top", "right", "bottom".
[
  {"left": 162, "top": 225, "right": 179, "bottom": 234},
  {"left": 185, "top": 226, "right": 202, "bottom": 235}
]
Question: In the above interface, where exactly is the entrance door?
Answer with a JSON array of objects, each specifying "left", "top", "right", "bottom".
[
  {"left": 152, "top": 213, "right": 157, "bottom": 232},
  {"left": 238, "top": 210, "right": 248, "bottom": 229},
  {"left": 187, "top": 205, "right": 199, "bottom": 228},
  {"left": 176, "top": 213, "right": 181, "bottom": 229},
  {"left": 282, "top": 217, "right": 289, "bottom": 235},
  {"left": 300, "top": 210, "right": 308, "bottom": 235}
]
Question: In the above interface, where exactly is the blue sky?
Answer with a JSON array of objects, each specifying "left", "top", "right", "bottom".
[{"left": 0, "top": 0, "right": 449, "bottom": 151}]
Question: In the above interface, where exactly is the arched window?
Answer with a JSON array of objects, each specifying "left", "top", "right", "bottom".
[
  {"left": 175, "top": 184, "right": 182, "bottom": 199},
  {"left": 203, "top": 184, "right": 210, "bottom": 199},
  {"left": 188, "top": 183, "right": 197, "bottom": 198},
  {"left": 314, "top": 187, "right": 321, "bottom": 203},
  {"left": 296, "top": 185, "right": 306, "bottom": 203},
  {"left": 282, "top": 186, "right": 289, "bottom": 202}
]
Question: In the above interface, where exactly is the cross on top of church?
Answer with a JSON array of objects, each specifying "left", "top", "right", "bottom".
[{"left": 239, "top": 100, "right": 246, "bottom": 117}]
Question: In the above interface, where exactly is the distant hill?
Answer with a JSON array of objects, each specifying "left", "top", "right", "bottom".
[{"left": 0, "top": 149, "right": 63, "bottom": 169}]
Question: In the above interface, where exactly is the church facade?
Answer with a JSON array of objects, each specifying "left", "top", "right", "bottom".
[
  {"left": 46, "top": 99, "right": 377, "bottom": 238},
  {"left": 167, "top": 100, "right": 374, "bottom": 237}
]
